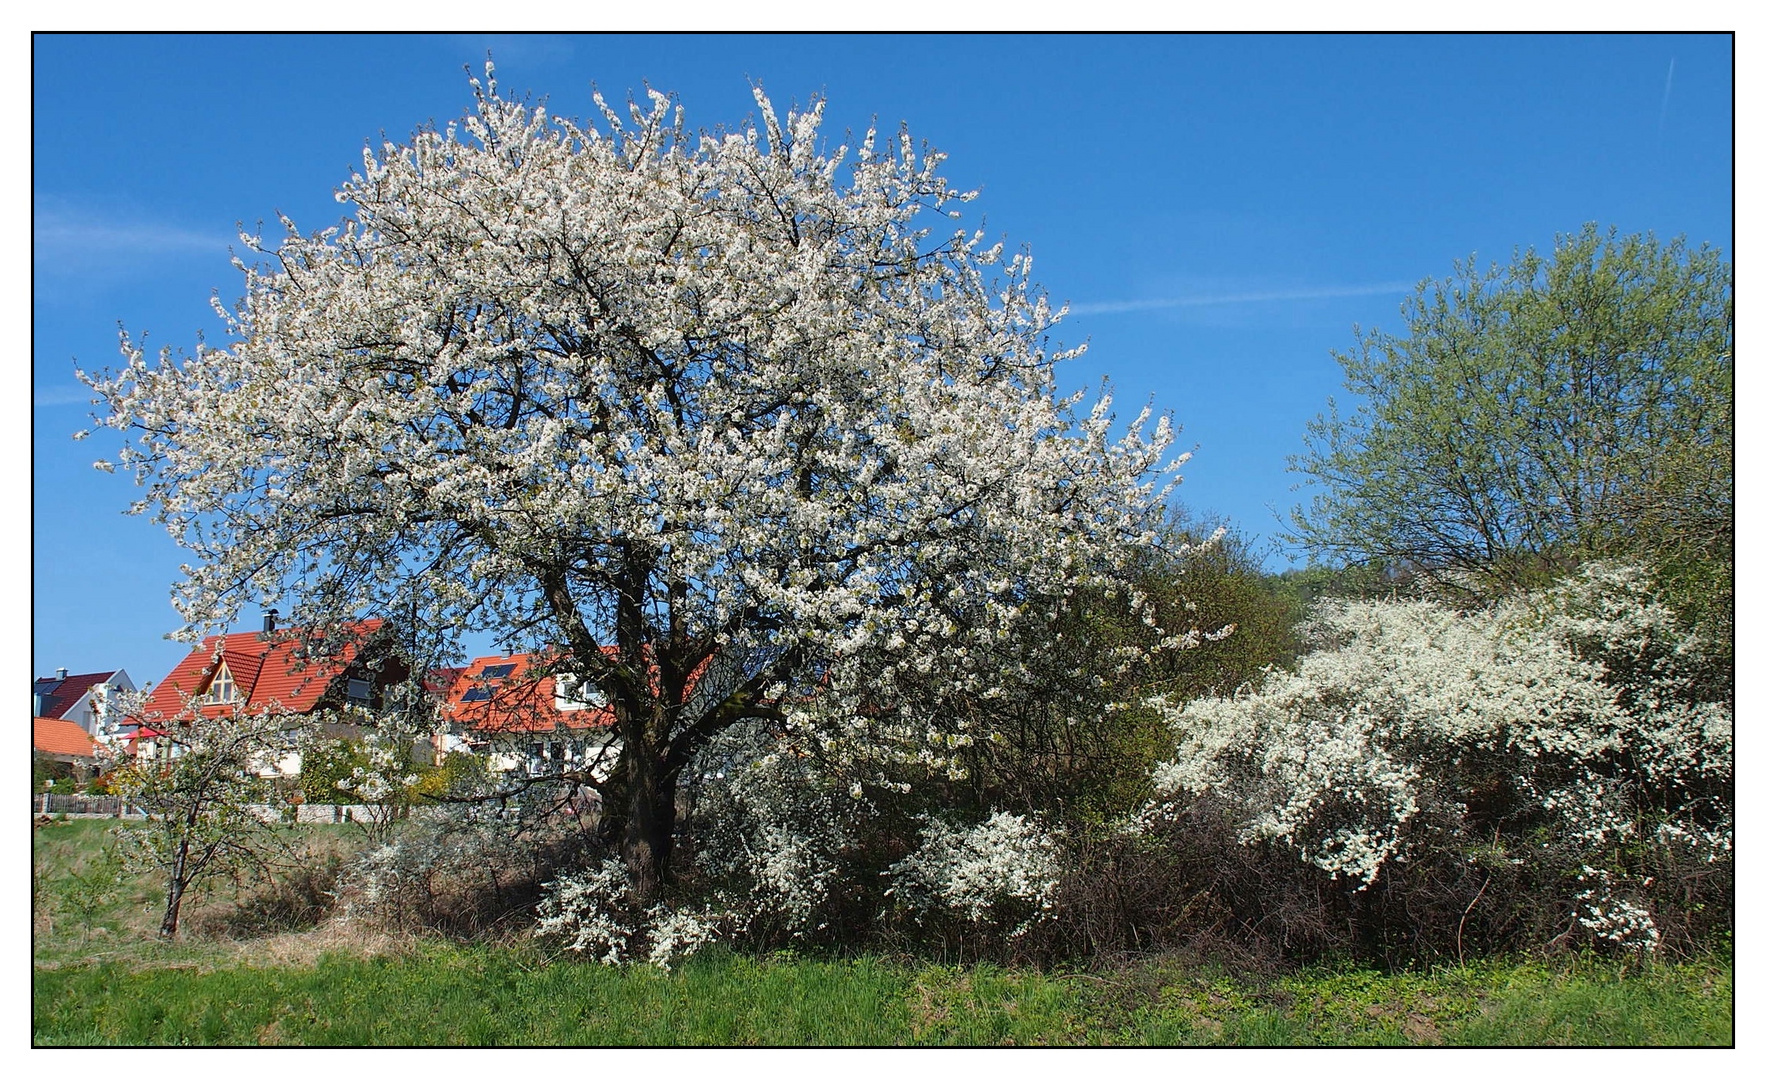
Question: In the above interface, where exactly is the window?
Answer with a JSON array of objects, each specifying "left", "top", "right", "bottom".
[
  {"left": 481, "top": 663, "right": 516, "bottom": 680},
  {"left": 553, "top": 674, "right": 607, "bottom": 712},
  {"left": 205, "top": 663, "right": 238, "bottom": 704},
  {"left": 347, "top": 678, "right": 371, "bottom": 705},
  {"left": 461, "top": 686, "right": 494, "bottom": 703}
]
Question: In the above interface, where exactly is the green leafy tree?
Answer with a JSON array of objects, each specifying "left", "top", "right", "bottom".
[
  {"left": 1139, "top": 512, "right": 1305, "bottom": 701},
  {"left": 1289, "top": 224, "right": 1732, "bottom": 599}
]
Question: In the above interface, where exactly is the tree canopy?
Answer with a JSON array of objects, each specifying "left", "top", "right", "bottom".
[
  {"left": 1287, "top": 224, "right": 1732, "bottom": 596},
  {"left": 83, "top": 69, "right": 1185, "bottom": 893}
]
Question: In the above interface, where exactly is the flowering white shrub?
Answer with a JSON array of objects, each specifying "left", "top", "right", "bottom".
[
  {"left": 533, "top": 860, "right": 639, "bottom": 964},
  {"left": 885, "top": 812, "right": 1063, "bottom": 937},
  {"left": 1147, "top": 562, "right": 1730, "bottom": 951},
  {"left": 689, "top": 725, "right": 861, "bottom": 942},
  {"left": 533, "top": 859, "right": 720, "bottom": 970},
  {"left": 1573, "top": 866, "right": 1662, "bottom": 954},
  {"left": 340, "top": 838, "right": 414, "bottom": 917}
]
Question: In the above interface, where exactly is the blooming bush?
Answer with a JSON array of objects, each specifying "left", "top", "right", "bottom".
[
  {"left": 885, "top": 811, "right": 1063, "bottom": 941},
  {"left": 1145, "top": 562, "right": 1731, "bottom": 956},
  {"left": 533, "top": 859, "right": 720, "bottom": 970},
  {"left": 688, "top": 730, "right": 858, "bottom": 944}
]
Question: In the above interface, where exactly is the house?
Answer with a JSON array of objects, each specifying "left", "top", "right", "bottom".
[
  {"left": 33, "top": 716, "right": 100, "bottom": 784},
  {"left": 441, "top": 651, "right": 619, "bottom": 778},
  {"left": 130, "top": 614, "right": 406, "bottom": 774},
  {"left": 32, "top": 668, "right": 136, "bottom": 740}
]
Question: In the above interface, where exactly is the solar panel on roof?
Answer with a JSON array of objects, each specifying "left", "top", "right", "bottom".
[
  {"left": 462, "top": 687, "right": 494, "bottom": 702},
  {"left": 481, "top": 663, "right": 516, "bottom": 679}
]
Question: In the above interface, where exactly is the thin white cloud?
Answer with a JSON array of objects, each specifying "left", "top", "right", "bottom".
[
  {"left": 34, "top": 211, "right": 225, "bottom": 261},
  {"left": 445, "top": 33, "right": 579, "bottom": 69},
  {"left": 32, "top": 385, "right": 97, "bottom": 409},
  {"left": 1065, "top": 281, "right": 1415, "bottom": 317}
]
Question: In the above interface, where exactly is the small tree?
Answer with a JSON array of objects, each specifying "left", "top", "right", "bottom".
[
  {"left": 83, "top": 67, "right": 1186, "bottom": 898},
  {"left": 102, "top": 690, "right": 302, "bottom": 938},
  {"left": 1289, "top": 224, "right": 1732, "bottom": 597}
]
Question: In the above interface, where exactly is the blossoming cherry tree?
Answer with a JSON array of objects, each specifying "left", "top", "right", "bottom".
[{"left": 85, "top": 69, "right": 1183, "bottom": 895}]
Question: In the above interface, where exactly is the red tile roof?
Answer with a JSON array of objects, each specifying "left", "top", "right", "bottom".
[
  {"left": 138, "top": 620, "right": 384, "bottom": 724},
  {"left": 32, "top": 671, "right": 118, "bottom": 720},
  {"left": 34, "top": 717, "right": 98, "bottom": 758},
  {"left": 425, "top": 665, "right": 466, "bottom": 697},
  {"left": 446, "top": 651, "right": 616, "bottom": 735}
]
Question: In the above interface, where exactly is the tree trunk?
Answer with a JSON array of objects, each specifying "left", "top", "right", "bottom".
[
  {"left": 160, "top": 841, "right": 190, "bottom": 939},
  {"left": 618, "top": 732, "right": 678, "bottom": 902}
]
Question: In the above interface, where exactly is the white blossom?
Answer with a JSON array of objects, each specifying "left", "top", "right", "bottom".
[
  {"left": 1147, "top": 562, "right": 1732, "bottom": 897},
  {"left": 885, "top": 811, "right": 1063, "bottom": 936},
  {"left": 533, "top": 858, "right": 721, "bottom": 970}
]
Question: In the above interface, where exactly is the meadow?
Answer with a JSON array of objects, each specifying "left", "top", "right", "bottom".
[{"left": 33, "top": 818, "right": 1732, "bottom": 1047}]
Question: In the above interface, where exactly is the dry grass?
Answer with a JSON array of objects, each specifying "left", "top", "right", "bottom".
[{"left": 222, "top": 920, "right": 428, "bottom": 969}]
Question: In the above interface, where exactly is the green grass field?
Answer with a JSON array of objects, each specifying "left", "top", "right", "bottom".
[{"left": 32, "top": 818, "right": 1733, "bottom": 1047}]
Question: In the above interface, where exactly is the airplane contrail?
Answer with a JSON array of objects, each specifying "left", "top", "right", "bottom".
[
  {"left": 1658, "top": 57, "right": 1676, "bottom": 136},
  {"left": 1066, "top": 281, "right": 1413, "bottom": 317}
]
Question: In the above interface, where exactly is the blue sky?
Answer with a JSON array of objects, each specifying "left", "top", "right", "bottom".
[{"left": 32, "top": 32, "right": 1734, "bottom": 692}]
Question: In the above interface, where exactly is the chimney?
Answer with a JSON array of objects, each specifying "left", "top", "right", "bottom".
[
  {"left": 263, "top": 608, "right": 279, "bottom": 634},
  {"left": 56, "top": 667, "right": 68, "bottom": 681}
]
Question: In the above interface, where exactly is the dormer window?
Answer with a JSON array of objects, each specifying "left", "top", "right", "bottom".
[
  {"left": 205, "top": 662, "right": 239, "bottom": 705},
  {"left": 553, "top": 673, "right": 607, "bottom": 711}
]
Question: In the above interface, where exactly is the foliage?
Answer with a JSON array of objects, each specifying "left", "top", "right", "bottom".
[
  {"left": 685, "top": 723, "right": 866, "bottom": 946},
  {"left": 297, "top": 709, "right": 425, "bottom": 844},
  {"left": 297, "top": 733, "right": 375, "bottom": 804},
  {"left": 898, "top": 512, "right": 1294, "bottom": 832},
  {"left": 1139, "top": 513, "right": 1306, "bottom": 700},
  {"left": 1289, "top": 224, "right": 1732, "bottom": 597},
  {"left": 410, "top": 749, "right": 492, "bottom": 800},
  {"left": 1143, "top": 561, "right": 1731, "bottom": 961},
  {"left": 82, "top": 65, "right": 1185, "bottom": 896},
  {"left": 34, "top": 756, "right": 77, "bottom": 792}
]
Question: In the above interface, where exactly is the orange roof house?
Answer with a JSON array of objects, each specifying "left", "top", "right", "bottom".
[
  {"left": 439, "top": 650, "right": 622, "bottom": 777},
  {"left": 136, "top": 617, "right": 399, "bottom": 729},
  {"left": 34, "top": 716, "right": 98, "bottom": 761},
  {"left": 444, "top": 651, "right": 617, "bottom": 737}
]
